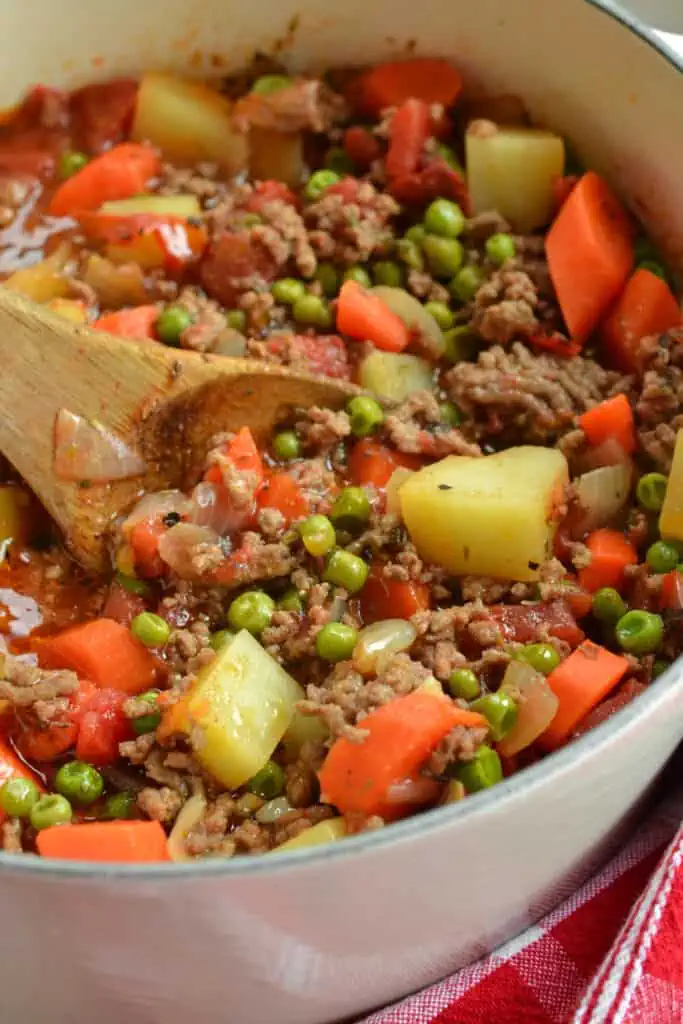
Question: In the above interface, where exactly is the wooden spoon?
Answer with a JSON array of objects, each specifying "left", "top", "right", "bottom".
[{"left": 0, "top": 288, "right": 357, "bottom": 572}]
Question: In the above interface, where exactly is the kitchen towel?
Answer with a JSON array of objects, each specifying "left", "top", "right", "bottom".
[{"left": 363, "top": 783, "right": 683, "bottom": 1023}]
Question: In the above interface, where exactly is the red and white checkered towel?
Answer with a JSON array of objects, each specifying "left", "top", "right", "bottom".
[{"left": 363, "top": 786, "right": 683, "bottom": 1024}]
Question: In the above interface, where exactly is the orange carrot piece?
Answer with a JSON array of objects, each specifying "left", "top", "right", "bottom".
[
  {"left": 318, "top": 692, "right": 487, "bottom": 820},
  {"left": 348, "top": 59, "right": 463, "bottom": 117},
  {"left": 130, "top": 518, "right": 166, "bottom": 578},
  {"left": 360, "top": 565, "right": 430, "bottom": 623},
  {"left": 257, "top": 471, "right": 310, "bottom": 525},
  {"left": 337, "top": 280, "right": 410, "bottom": 353},
  {"left": 93, "top": 305, "right": 159, "bottom": 339},
  {"left": 38, "top": 618, "right": 159, "bottom": 695},
  {"left": 204, "top": 426, "right": 264, "bottom": 486},
  {"left": 602, "top": 268, "right": 681, "bottom": 375},
  {"left": 49, "top": 143, "right": 160, "bottom": 217},
  {"left": 546, "top": 172, "right": 634, "bottom": 346},
  {"left": 578, "top": 529, "right": 638, "bottom": 594},
  {"left": 36, "top": 820, "right": 169, "bottom": 862},
  {"left": 348, "top": 439, "right": 422, "bottom": 489},
  {"left": 578, "top": 394, "right": 636, "bottom": 455},
  {"left": 539, "top": 641, "right": 630, "bottom": 750}
]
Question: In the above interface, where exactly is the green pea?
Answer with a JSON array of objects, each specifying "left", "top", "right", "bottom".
[
  {"left": 450, "top": 265, "right": 485, "bottom": 303},
  {"left": 102, "top": 791, "right": 135, "bottom": 820},
  {"left": 209, "top": 629, "right": 233, "bottom": 651},
  {"left": 330, "top": 487, "right": 371, "bottom": 529},
  {"left": 316, "top": 622, "right": 358, "bottom": 662},
  {"left": 299, "top": 514, "right": 336, "bottom": 557},
  {"left": 615, "top": 609, "right": 664, "bottom": 655},
  {"left": 646, "top": 540, "right": 680, "bottom": 574},
  {"left": 443, "top": 326, "right": 478, "bottom": 364},
  {"left": 277, "top": 588, "right": 304, "bottom": 613},
  {"left": 325, "top": 146, "right": 355, "bottom": 175},
  {"left": 273, "top": 429, "right": 301, "bottom": 461},
  {"left": 30, "top": 794, "right": 73, "bottom": 831},
  {"left": 0, "top": 777, "right": 40, "bottom": 818},
  {"left": 315, "top": 262, "right": 340, "bottom": 297},
  {"left": 397, "top": 238, "right": 425, "bottom": 271},
  {"left": 247, "top": 760, "right": 285, "bottom": 799},
  {"left": 447, "top": 667, "right": 480, "bottom": 701},
  {"left": 343, "top": 265, "right": 372, "bottom": 288},
  {"left": 227, "top": 591, "right": 275, "bottom": 635},
  {"left": 372, "top": 261, "right": 403, "bottom": 287},
  {"left": 156, "top": 304, "right": 192, "bottom": 345},
  {"left": 405, "top": 224, "right": 427, "bottom": 247},
  {"left": 131, "top": 612, "right": 171, "bottom": 648},
  {"left": 251, "top": 74, "right": 293, "bottom": 95},
  {"left": 452, "top": 746, "right": 503, "bottom": 793},
  {"left": 423, "top": 235, "right": 464, "bottom": 279},
  {"left": 485, "top": 232, "right": 517, "bottom": 266},
  {"left": 271, "top": 278, "right": 306, "bottom": 306},
  {"left": 292, "top": 294, "right": 332, "bottom": 328},
  {"left": 637, "top": 259, "right": 667, "bottom": 280},
  {"left": 637, "top": 472, "right": 668, "bottom": 512},
  {"left": 131, "top": 691, "right": 162, "bottom": 736},
  {"left": 514, "top": 642, "right": 561, "bottom": 676},
  {"left": 347, "top": 395, "right": 384, "bottom": 437},
  {"left": 55, "top": 761, "right": 104, "bottom": 806},
  {"left": 424, "top": 301, "right": 454, "bottom": 330},
  {"left": 652, "top": 659, "right": 669, "bottom": 679},
  {"left": 323, "top": 549, "right": 369, "bottom": 593},
  {"left": 304, "top": 169, "right": 341, "bottom": 202},
  {"left": 424, "top": 198, "right": 465, "bottom": 239},
  {"left": 225, "top": 309, "right": 247, "bottom": 332},
  {"left": 115, "top": 572, "right": 150, "bottom": 597},
  {"left": 58, "top": 150, "right": 88, "bottom": 180},
  {"left": 470, "top": 692, "right": 518, "bottom": 742},
  {"left": 439, "top": 401, "right": 462, "bottom": 427},
  {"left": 592, "top": 587, "right": 628, "bottom": 624}
]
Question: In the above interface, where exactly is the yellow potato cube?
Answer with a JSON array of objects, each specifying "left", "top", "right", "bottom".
[
  {"left": 400, "top": 446, "right": 568, "bottom": 581},
  {"left": 271, "top": 818, "right": 347, "bottom": 853},
  {"left": 659, "top": 430, "right": 683, "bottom": 542}
]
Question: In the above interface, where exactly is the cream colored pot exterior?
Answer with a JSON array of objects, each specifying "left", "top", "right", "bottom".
[{"left": 0, "top": 3, "right": 682, "bottom": 1022}]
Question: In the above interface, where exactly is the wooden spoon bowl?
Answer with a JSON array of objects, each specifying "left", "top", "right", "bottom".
[{"left": 0, "top": 288, "right": 357, "bottom": 571}]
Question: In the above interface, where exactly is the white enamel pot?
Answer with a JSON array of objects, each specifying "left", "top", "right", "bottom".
[{"left": 1, "top": 2, "right": 682, "bottom": 1022}]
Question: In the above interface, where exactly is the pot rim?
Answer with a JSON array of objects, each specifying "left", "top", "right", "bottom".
[{"left": 1, "top": 0, "right": 681, "bottom": 879}]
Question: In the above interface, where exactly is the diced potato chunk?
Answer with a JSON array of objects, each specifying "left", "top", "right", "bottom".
[
  {"left": 250, "top": 128, "right": 304, "bottom": 189},
  {"left": 183, "top": 630, "right": 304, "bottom": 789},
  {"left": 466, "top": 122, "right": 565, "bottom": 232},
  {"left": 660, "top": 430, "right": 683, "bottom": 541},
  {"left": 99, "top": 194, "right": 202, "bottom": 218},
  {"left": 131, "top": 72, "right": 248, "bottom": 176},
  {"left": 400, "top": 446, "right": 568, "bottom": 581},
  {"left": 271, "top": 818, "right": 347, "bottom": 853},
  {"left": 0, "top": 485, "right": 28, "bottom": 547},
  {"left": 359, "top": 350, "right": 433, "bottom": 403},
  {"left": 283, "top": 708, "right": 329, "bottom": 754},
  {"left": 46, "top": 298, "right": 88, "bottom": 324},
  {"left": 3, "top": 247, "right": 71, "bottom": 302},
  {"left": 370, "top": 286, "right": 445, "bottom": 357}
]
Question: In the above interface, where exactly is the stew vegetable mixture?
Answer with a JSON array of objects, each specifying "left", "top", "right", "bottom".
[{"left": 0, "top": 58, "right": 681, "bottom": 862}]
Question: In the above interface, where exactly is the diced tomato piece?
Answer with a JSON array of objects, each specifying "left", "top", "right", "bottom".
[
  {"left": 101, "top": 581, "right": 147, "bottom": 626},
  {"left": 75, "top": 687, "right": 131, "bottom": 766},
  {"left": 69, "top": 79, "right": 138, "bottom": 153},
  {"left": 246, "top": 180, "right": 300, "bottom": 212},
  {"left": 348, "top": 440, "right": 423, "bottom": 490},
  {"left": 661, "top": 570, "right": 683, "bottom": 611},
  {"left": 130, "top": 518, "right": 166, "bottom": 578},
  {"left": 343, "top": 127, "right": 382, "bottom": 169},
  {"left": 325, "top": 177, "right": 362, "bottom": 203},
  {"left": 199, "top": 231, "right": 279, "bottom": 306},
  {"left": 360, "top": 565, "right": 430, "bottom": 623},
  {"left": 0, "top": 149, "right": 55, "bottom": 177},
  {"left": 572, "top": 679, "right": 647, "bottom": 738},
  {"left": 389, "top": 158, "right": 470, "bottom": 211},
  {"left": 487, "top": 599, "right": 584, "bottom": 648}
]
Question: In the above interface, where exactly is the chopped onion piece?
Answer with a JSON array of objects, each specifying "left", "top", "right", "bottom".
[
  {"left": 385, "top": 467, "right": 413, "bottom": 517},
  {"left": 385, "top": 774, "right": 442, "bottom": 808},
  {"left": 213, "top": 327, "right": 247, "bottom": 357},
  {"left": 255, "top": 796, "right": 294, "bottom": 824},
  {"left": 54, "top": 409, "right": 146, "bottom": 482},
  {"left": 497, "top": 660, "right": 559, "bottom": 756},
  {"left": 167, "top": 789, "right": 207, "bottom": 863},
  {"left": 370, "top": 286, "right": 445, "bottom": 357},
  {"left": 190, "top": 480, "right": 252, "bottom": 536},
  {"left": 353, "top": 619, "right": 417, "bottom": 676},
  {"left": 122, "top": 490, "right": 191, "bottom": 535},
  {"left": 157, "top": 522, "right": 222, "bottom": 579},
  {"left": 574, "top": 463, "right": 632, "bottom": 535}
]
